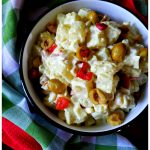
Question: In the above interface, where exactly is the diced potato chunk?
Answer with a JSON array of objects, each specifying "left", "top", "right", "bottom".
[
  {"left": 64, "top": 103, "right": 87, "bottom": 125},
  {"left": 87, "top": 25, "right": 107, "bottom": 48},
  {"left": 78, "top": 8, "right": 90, "bottom": 20},
  {"left": 109, "top": 92, "right": 135, "bottom": 112},
  {"left": 56, "top": 12, "right": 86, "bottom": 52},
  {"left": 104, "top": 21, "right": 121, "bottom": 44},
  {"left": 91, "top": 61, "right": 120, "bottom": 93}
]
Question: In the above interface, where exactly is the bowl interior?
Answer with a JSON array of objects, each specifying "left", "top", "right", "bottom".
[{"left": 22, "top": 0, "right": 148, "bottom": 133}]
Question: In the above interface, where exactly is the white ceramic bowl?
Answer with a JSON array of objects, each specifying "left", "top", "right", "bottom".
[{"left": 20, "top": 0, "right": 148, "bottom": 134}]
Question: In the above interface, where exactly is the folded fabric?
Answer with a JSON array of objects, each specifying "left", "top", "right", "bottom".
[
  {"left": 2, "top": 0, "right": 147, "bottom": 150},
  {"left": 117, "top": 0, "right": 147, "bottom": 25},
  {"left": 2, "top": 117, "right": 42, "bottom": 150}
]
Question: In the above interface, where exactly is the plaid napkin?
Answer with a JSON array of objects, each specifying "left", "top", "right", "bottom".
[{"left": 2, "top": 0, "right": 147, "bottom": 150}]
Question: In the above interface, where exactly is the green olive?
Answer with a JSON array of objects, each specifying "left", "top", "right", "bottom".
[
  {"left": 48, "top": 79, "right": 66, "bottom": 94},
  {"left": 111, "top": 43, "right": 126, "bottom": 63},
  {"left": 43, "top": 99, "right": 51, "bottom": 107},
  {"left": 76, "top": 46, "right": 91, "bottom": 61},
  {"left": 58, "top": 111, "right": 66, "bottom": 121},
  {"left": 39, "top": 31, "right": 51, "bottom": 39},
  {"left": 87, "top": 10, "right": 99, "bottom": 24},
  {"left": 32, "top": 57, "right": 41, "bottom": 68},
  {"left": 40, "top": 37, "right": 54, "bottom": 50},
  {"left": 107, "top": 110, "right": 125, "bottom": 126},
  {"left": 89, "top": 88, "right": 107, "bottom": 105},
  {"left": 138, "top": 47, "right": 148, "bottom": 61}
]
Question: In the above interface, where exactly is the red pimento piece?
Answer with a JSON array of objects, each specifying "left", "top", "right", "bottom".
[
  {"left": 48, "top": 43, "right": 57, "bottom": 53},
  {"left": 84, "top": 72, "right": 93, "bottom": 80},
  {"left": 76, "top": 62, "right": 93, "bottom": 81},
  {"left": 81, "top": 62, "right": 90, "bottom": 71},
  {"left": 56, "top": 97, "right": 70, "bottom": 110},
  {"left": 121, "top": 76, "right": 131, "bottom": 89},
  {"left": 80, "top": 49, "right": 90, "bottom": 58},
  {"left": 29, "top": 69, "right": 40, "bottom": 79},
  {"left": 76, "top": 69, "right": 85, "bottom": 78},
  {"left": 96, "top": 23, "right": 107, "bottom": 30},
  {"left": 76, "top": 70, "right": 93, "bottom": 81}
]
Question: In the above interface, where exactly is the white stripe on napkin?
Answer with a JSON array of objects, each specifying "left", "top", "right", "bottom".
[
  {"left": 11, "top": 0, "right": 24, "bottom": 9},
  {"left": 2, "top": 46, "right": 19, "bottom": 77},
  {"left": 56, "top": 129, "right": 73, "bottom": 142},
  {"left": 117, "top": 134, "right": 135, "bottom": 148}
]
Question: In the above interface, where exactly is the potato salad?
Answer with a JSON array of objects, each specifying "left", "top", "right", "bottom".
[{"left": 29, "top": 8, "right": 148, "bottom": 126}]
